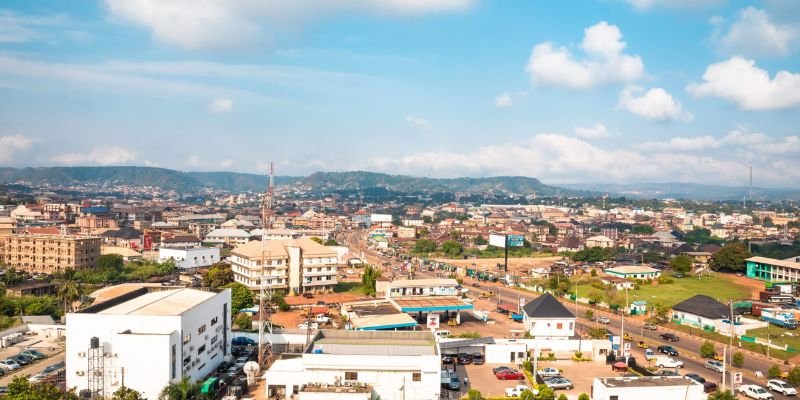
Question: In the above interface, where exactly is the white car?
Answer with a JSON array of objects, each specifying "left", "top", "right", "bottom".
[
  {"left": 505, "top": 385, "right": 538, "bottom": 397},
  {"left": 739, "top": 384, "right": 774, "bottom": 400},
  {"left": 0, "top": 359, "right": 21, "bottom": 371},
  {"left": 597, "top": 316, "right": 611, "bottom": 324},
  {"left": 298, "top": 322, "right": 319, "bottom": 330},
  {"left": 644, "top": 349, "right": 656, "bottom": 360},
  {"left": 28, "top": 373, "right": 49, "bottom": 383},
  {"left": 767, "top": 379, "right": 797, "bottom": 396},
  {"left": 315, "top": 314, "right": 330, "bottom": 324},
  {"left": 537, "top": 367, "right": 560, "bottom": 377},
  {"left": 655, "top": 357, "right": 683, "bottom": 368},
  {"left": 704, "top": 360, "right": 724, "bottom": 373}
]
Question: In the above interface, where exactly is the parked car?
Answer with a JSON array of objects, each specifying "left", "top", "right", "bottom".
[
  {"left": 11, "top": 354, "right": 31, "bottom": 366},
  {"left": 0, "top": 359, "right": 21, "bottom": 371},
  {"left": 216, "top": 361, "right": 231, "bottom": 373},
  {"left": 739, "top": 384, "right": 774, "bottom": 399},
  {"left": 653, "top": 369, "right": 680, "bottom": 376},
  {"left": 457, "top": 353, "right": 473, "bottom": 364},
  {"left": 660, "top": 333, "right": 679, "bottom": 342},
  {"left": 42, "top": 362, "right": 65, "bottom": 374},
  {"left": 544, "top": 377, "right": 574, "bottom": 390},
  {"left": 298, "top": 322, "right": 319, "bottom": 330},
  {"left": 703, "top": 382, "right": 719, "bottom": 393},
  {"left": 767, "top": 379, "right": 797, "bottom": 396},
  {"left": 704, "top": 360, "right": 724, "bottom": 373},
  {"left": 623, "top": 333, "right": 633, "bottom": 341},
  {"left": 655, "top": 357, "right": 683, "bottom": 369},
  {"left": 28, "top": 373, "right": 49, "bottom": 383},
  {"left": 505, "top": 385, "right": 537, "bottom": 397},
  {"left": 657, "top": 345, "right": 679, "bottom": 356},
  {"left": 685, "top": 373, "right": 706, "bottom": 383},
  {"left": 637, "top": 341, "right": 649, "bottom": 349},
  {"left": 19, "top": 350, "right": 45, "bottom": 360},
  {"left": 441, "top": 355, "right": 455, "bottom": 365},
  {"left": 493, "top": 366, "right": 513, "bottom": 374},
  {"left": 496, "top": 370, "right": 525, "bottom": 380},
  {"left": 643, "top": 323, "right": 658, "bottom": 330},
  {"left": 597, "top": 316, "right": 611, "bottom": 324},
  {"left": 472, "top": 353, "right": 484, "bottom": 365},
  {"left": 472, "top": 282, "right": 480, "bottom": 287},
  {"left": 644, "top": 349, "right": 656, "bottom": 360},
  {"left": 232, "top": 337, "right": 256, "bottom": 346},
  {"left": 537, "top": 367, "right": 561, "bottom": 377}
]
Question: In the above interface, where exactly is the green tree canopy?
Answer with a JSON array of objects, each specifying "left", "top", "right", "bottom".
[
  {"left": 204, "top": 263, "right": 233, "bottom": 288},
  {"left": 709, "top": 243, "right": 751, "bottom": 272},
  {"left": 309, "top": 237, "right": 323, "bottom": 244},
  {"left": 221, "top": 282, "right": 254, "bottom": 312},
  {"left": 699, "top": 340, "right": 715, "bottom": 358},
  {"left": 361, "top": 264, "right": 382, "bottom": 296},
  {"left": 158, "top": 376, "right": 200, "bottom": 400},
  {"left": 441, "top": 240, "right": 464, "bottom": 257},
  {"left": 234, "top": 313, "right": 252, "bottom": 330},
  {"left": 474, "top": 236, "right": 488, "bottom": 245},
  {"left": 670, "top": 255, "right": 694, "bottom": 274},
  {"left": 324, "top": 238, "right": 339, "bottom": 246},
  {"left": 112, "top": 386, "right": 145, "bottom": 400},
  {"left": 98, "top": 253, "right": 124, "bottom": 271},
  {"left": 683, "top": 228, "right": 724, "bottom": 245},
  {"left": 413, "top": 239, "right": 437, "bottom": 254},
  {"left": 631, "top": 225, "right": 655, "bottom": 235},
  {"left": 7, "top": 376, "right": 79, "bottom": 400},
  {"left": 707, "top": 390, "right": 736, "bottom": 400}
]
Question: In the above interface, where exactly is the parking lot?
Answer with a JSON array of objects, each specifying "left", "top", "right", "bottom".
[{"left": 0, "top": 332, "right": 65, "bottom": 387}]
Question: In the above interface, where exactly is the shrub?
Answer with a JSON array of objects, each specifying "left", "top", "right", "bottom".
[
  {"left": 700, "top": 341, "right": 716, "bottom": 358},
  {"left": 787, "top": 366, "right": 800, "bottom": 386},
  {"left": 466, "top": 389, "right": 483, "bottom": 400},
  {"left": 574, "top": 351, "right": 582, "bottom": 359},
  {"left": 768, "top": 364, "right": 783, "bottom": 379},
  {"left": 732, "top": 351, "right": 744, "bottom": 368},
  {"left": 557, "top": 395, "right": 568, "bottom": 400},
  {"left": 657, "top": 276, "right": 674, "bottom": 284},
  {"left": 578, "top": 394, "right": 590, "bottom": 400}
]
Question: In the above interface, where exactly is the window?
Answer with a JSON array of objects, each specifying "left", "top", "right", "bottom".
[
  {"left": 171, "top": 345, "right": 176, "bottom": 379},
  {"left": 197, "top": 344, "right": 206, "bottom": 355},
  {"left": 211, "top": 335, "right": 218, "bottom": 345},
  {"left": 610, "top": 397, "right": 619, "bottom": 400},
  {"left": 556, "top": 323, "right": 563, "bottom": 329},
  {"left": 183, "top": 355, "right": 191, "bottom": 367},
  {"left": 412, "top": 372, "right": 421, "bottom": 382},
  {"left": 211, "top": 316, "right": 218, "bottom": 326},
  {"left": 344, "top": 372, "right": 358, "bottom": 381},
  {"left": 183, "top": 334, "right": 191, "bottom": 344},
  {"left": 198, "top": 325, "right": 206, "bottom": 335}
]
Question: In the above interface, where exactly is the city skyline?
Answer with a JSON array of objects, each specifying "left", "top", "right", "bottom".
[{"left": 0, "top": 0, "right": 799, "bottom": 186}]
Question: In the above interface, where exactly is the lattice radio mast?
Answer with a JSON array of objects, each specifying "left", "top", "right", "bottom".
[{"left": 258, "top": 162, "right": 275, "bottom": 369}]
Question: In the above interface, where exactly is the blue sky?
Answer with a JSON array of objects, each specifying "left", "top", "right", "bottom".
[{"left": 0, "top": 0, "right": 799, "bottom": 186}]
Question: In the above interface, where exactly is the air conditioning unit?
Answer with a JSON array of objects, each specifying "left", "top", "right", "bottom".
[
  {"left": 76, "top": 371, "right": 85, "bottom": 376},
  {"left": 103, "top": 352, "right": 111, "bottom": 357},
  {"left": 77, "top": 352, "right": 86, "bottom": 357},
  {"left": 189, "top": 346, "right": 194, "bottom": 351},
  {"left": 205, "top": 335, "right": 209, "bottom": 340}
]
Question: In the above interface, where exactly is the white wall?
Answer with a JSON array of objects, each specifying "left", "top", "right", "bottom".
[
  {"left": 592, "top": 377, "right": 705, "bottom": 400},
  {"left": 523, "top": 316, "right": 575, "bottom": 338},
  {"left": 159, "top": 247, "right": 220, "bottom": 270}
]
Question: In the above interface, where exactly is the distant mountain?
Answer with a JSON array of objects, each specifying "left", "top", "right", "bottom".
[
  {"left": 302, "top": 171, "right": 578, "bottom": 196},
  {"left": 560, "top": 182, "right": 800, "bottom": 201}
]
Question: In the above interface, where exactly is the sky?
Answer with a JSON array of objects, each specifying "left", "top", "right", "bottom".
[{"left": 0, "top": 0, "right": 799, "bottom": 187}]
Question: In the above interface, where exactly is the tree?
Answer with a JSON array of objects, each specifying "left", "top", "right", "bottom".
[
  {"left": 113, "top": 386, "right": 145, "bottom": 400},
  {"left": 700, "top": 341, "right": 715, "bottom": 359},
  {"left": 536, "top": 384, "right": 555, "bottom": 400},
  {"left": 768, "top": 364, "right": 783, "bottom": 379},
  {"left": 441, "top": 240, "right": 463, "bottom": 257},
  {"left": 787, "top": 366, "right": 800, "bottom": 386},
  {"left": 221, "top": 283, "right": 254, "bottom": 312},
  {"left": 732, "top": 351, "right": 744, "bottom": 368},
  {"left": 98, "top": 253, "right": 124, "bottom": 271},
  {"left": 422, "top": 216, "right": 432, "bottom": 224},
  {"left": 466, "top": 389, "right": 484, "bottom": 400},
  {"left": 707, "top": 390, "right": 736, "bottom": 400},
  {"left": 57, "top": 269, "right": 82, "bottom": 314},
  {"left": 361, "top": 264, "right": 381, "bottom": 296},
  {"left": 557, "top": 394, "right": 568, "bottom": 400},
  {"left": 632, "top": 225, "right": 655, "bottom": 235},
  {"left": 710, "top": 243, "right": 751, "bottom": 272},
  {"left": 2, "top": 268, "right": 23, "bottom": 286},
  {"left": 413, "top": 239, "right": 437, "bottom": 254},
  {"left": 324, "top": 238, "right": 339, "bottom": 246},
  {"left": 578, "top": 394, "right": 590, "bottom": 400},
  {"left": 234, "top": 313, "right": 252, "bottom": 330},
  {"left": 584, "top": 310, "right": 594, "bottom": 320},
  {"left": 7, "top": 376, "right": 80, "bottom": 400},
  {"left": 309, "top": 237, "right": 323, "bottom": 245},
  {"left": 670, "top": 255, "right": 693, "bottom": 274},
  {"left": 520, "top": 390, "right": 536, "bottom": 400},
  {"left": 474, "top": 236, "right": 488, "bottom": 246},
  {"left": 158, "top": 376, "right": 201, "bottom": 400},
  {"left": 203, "top": 263, "right": 233, "bottom": 288}
]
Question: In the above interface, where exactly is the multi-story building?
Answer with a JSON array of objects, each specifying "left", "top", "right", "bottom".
[
  {"left": 0, "top": 234, "right": 101, "bottom": 274},
  {"left": 746, "top": 256, "right": 800, "bottom": 282},
  {"left": 204, "top": 228, "right": 251, "bottom": 248},
  {"left": 66, "top": 287, "right": 232, "bottom": 399},
  {"left": 76, "top": 215, "right": 119, "bottom": 233},
  {"left": 158, "top": 247, "right": 220, "bottom": 270},
  {"left": 230, "top": 238, "right": 338, "bottom": 294}
]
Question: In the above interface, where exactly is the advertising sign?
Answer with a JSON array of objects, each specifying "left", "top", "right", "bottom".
[
  {"left": 507, "top": 234, "right": 525, "bottom": 247},
  {"left": 143, "top": 235, "right": 154, "bottom": 251},
  {"left": 489, "top": 234, "right": 506, "bottom": 248},
  {"left": 611, "top": 335, "right": 620, "bottom": 350},
  {"left": 427, "top": 314, "right": 440, "bottom": 330},
  {"left": 732, "top": 372, "right": 743, "bottom": 388}
]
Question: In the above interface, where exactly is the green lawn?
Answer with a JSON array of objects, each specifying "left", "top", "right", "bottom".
[
  {"left": 746, "top": 325, "right": 800, "bottom": 353},
  {"left": 333, "top": 281, "right": 363, "bottom": 294},
  {"left": 575, "top": 275, "right": 751, "bottom": 308}
]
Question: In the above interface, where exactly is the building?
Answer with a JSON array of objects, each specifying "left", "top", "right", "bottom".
[
  {"left": 66, "top": 287, "right": 232, "bottom": 399},
  {"left": 585, "top": 235, "right": 614, "bottom": 248},
  {"left": 386, "top": 279, "right": 459, "bottom": 298},
  {"left": 230, "top": 238, "right": 338, "bottom": 294},
  {"left": 263, "top": 330, "right": 440, "bottom": 400},
  {"left": 160, "top": 235, "right": 202, "bottom": 249},
  {"left": 76, "top": 216, "right": 118, "bottom": 233},
  {"left": 204, "top": 229, "right": 252, "bottom": 248},
  {"left": 0, "top": 234, "right": 101, "bottom": 274},
  {"left": 0, "top": 217, "right": 16, "bottom": 236},
  {"left": 591, "top": 376, "right": 705, "bottom": 400},
  {"left": 604, "top": 265, "right": 661, "bottom": 280},
  {"left": 671, "top": 294, "right": 762, "bottom": 335},
  {"left": 746, "top": 256, "right": 800, "bottom": 282},
  {"left": 396, "top": 226, "right": 416, "bottom": 239},
  {"left": 159, "top": 247, "right": 220, "bottom": 270},
  {"left": 681, "top": 251, "right": 712, "bottom": 264},
  {"left": 521, "top": 293, "right": 576, "bottom": 338},
  {"left": 101, "top": 246, "right": 143, "bottom": 262}
]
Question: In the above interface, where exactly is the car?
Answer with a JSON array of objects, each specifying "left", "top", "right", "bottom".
[
  {"left": 231, "top": 337, "right": 256, "bottom": 346},
  {"left": 493, "top": 366, "right": 513, "bottom": 374},
  {"left": 225, "top": 366, "right": 241, "bottom": 379},
  {"left": 472, "top": 282, "right": 480, "bottom": 287},
  {"left": 657, "top": 345, "right": 679, "bottom": 356},
  {"left": 537, "top": 367, "right": 561, "bottom": 377},
  {"left": 655, "top": 357, "right": 683, "bottom": 368},
  {"left": 767, "top": 379, "right": 797, "bottom": 396},
  {"left": 216, "top": 361, "right": 231, "bottom": 373},
  {"left": 0, "top": 359, "right": 20, "bottom": 371},
  {"left": 496, "top": 369, "right": 525, "bottom": 380},
  {"left": 660, "top": 333, "right": 679, "bottom": 342},
  {"left": 457, "top": 353, "right": 473, "bottom": 364},
  {"left": 441, "top": 355, "right": 455, "bottom": 365},
  {"left": 544, "top": 377, "right": 574, "bottom": 390},
  {"left": 505, "top": 385, "right": 538, "bottom": 397},
  {"left": 303, "top": 292, "right": 314, "bottom": 298},
  {"left": 42, "top": 362, "right": 64, "bottom": 374},
  {"left": 644, "top": 349, "right": 656, "bottom": 360},
  {"left": 597, "top": 316, "right": 611, "bottom": 324},
  {"left": 703, "top": 382, "right": 719, "bottom": 393},
  {"left": 704, "top": 360, "right": 724, "bottom": 373},
  {"left": 298, "top": 322, "right": 319, "bottom": 330},
  {"left": 739, "top": 384, "right": 774, "bottom": 399},
  {"left": 685, "top": 373, "right": 706, "bottom": 383},
  {"left": 472, "top": 353, "right": 484, "bottom": 365},
  {"left": 234, "top": 357, "right": 249, "bottom": 368},
  {"left": 643, "top": 323, "right": 658, "bottom": 330},
  {"left": 0, "top": 386, "right": 7, "bottom": 395},
  {"left": 673, "top": 273, "right": 685, "bottom": 278},
  {"left": 653, "top": 369, "right": 680, "bottom": 376},
  {"left": 28, "top": 373, "right": 49, "bottom": 383},
  {"left": 19, "top": 350, "right": 45, "bottom": 360},
  {"left": 623, "top": 333, "right": 633, "bottom": 341},
  {"left": 11, "top": 354, "right": 32, "bottom": 365},
  {"left": 637, "top": 341, "right": 649, "bottom": 349}
]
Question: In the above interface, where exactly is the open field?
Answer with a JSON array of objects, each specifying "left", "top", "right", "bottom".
[{"left": 434, "top": 256, "right": 563, "bottom": 277}]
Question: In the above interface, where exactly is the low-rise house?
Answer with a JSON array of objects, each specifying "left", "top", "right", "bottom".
[
  {"left": 604, "top": 265, "right": 661, "bottom": 280},
  {"left": 522, "top": 293, "right": 575, "bottom": 339}
]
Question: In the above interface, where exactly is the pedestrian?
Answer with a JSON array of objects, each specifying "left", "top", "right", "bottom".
[{"left": 463, "top": 376, "right": 469, "bottom": 386}]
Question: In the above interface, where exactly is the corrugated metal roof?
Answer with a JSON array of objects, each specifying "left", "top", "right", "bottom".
[
  {"left": 98, "top": 288, "right": 217, "bottom": 316},
  {"left": 438, "top": 337, "right": 495, "bottom": 349}
]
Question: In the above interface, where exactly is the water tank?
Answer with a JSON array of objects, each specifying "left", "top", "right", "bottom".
[{"left": 90, "top": 337, "right": 100, "bottom": 349}]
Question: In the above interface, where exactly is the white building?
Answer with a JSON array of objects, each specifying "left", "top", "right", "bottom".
[
  {"left": 521, "top": 293, "right": 576, "bottom": 338},
  {"left": 264, "top": 330, "right": 440, "bottom": 400},
  {"left": 585, "top": 235, "right": 614, "bottom": 248},
  {"left": 592, "top": 376, "right": 705, "bottom": 400},
  {"left": 204, "top": 228, "right": 252, "bottom": 247},
  {"left": 230, "top": 238, "right": 339, "bottom": 294},
  {"left": 386, "top": 279, "right": 459, "bottom": 298},
  {"left": 66, "top": 287, "right": 232, "bottom": 399},
  {"left": 159, "top": 247, "right": 220, "bottom": 270}
]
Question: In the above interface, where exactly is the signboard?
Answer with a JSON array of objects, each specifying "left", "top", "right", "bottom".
[
  {"left": 427, "top": 314, "right": 440, "bottom": 330},
  {"left": 143, "top": 235, "right": 153, "bottom": 251},
  {"left": 507, "top": 234, "right": 525, "bottom": 247},
  {"left": 489, "top": 234, "right": 507, "bottom": 248},
  {"left": 611, "top": 335, "right": 620, "bottom": 350},
  {"left": 732, "top": 372, "right": 743, "bottom": 388},
  {"left": 623, "top": 342, "right": 631, "bottom": 356},
  {"left": 519, "top": 297, "right": 526, "bottom": 307}
]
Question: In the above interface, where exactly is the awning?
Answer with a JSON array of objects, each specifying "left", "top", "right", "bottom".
[{"left": 498, "top": 303, "right": 518, "bottom": 313}]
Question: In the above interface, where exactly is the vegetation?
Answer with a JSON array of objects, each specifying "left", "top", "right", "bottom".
[
  {"left": 413, "top": 239, "right": 437, "bottom": 254},
  {"left": 324, "top": 238, "right": 339, "bottom": 246},
  {"left": 466, "top": 389, "right": 483, "bottom": 400},
  {"left": 709, "top": 243, "right": 751, "bottom": 272},
  {"left": 572, "top": 247, "right": 617, "bottom": 263},
  {"left": 112, "top": 386, "right": 146, "bottom": 400},
  {"left": 440, "top": 240, "right": 464, "bottom": 257},
  {"left": 221, "top": 282, "right": 254, "bottom": 312},
  {"left": 707, "top": 390, "right": 736, "bottom": 400},
  {"left": 203, "top": 263, "right": 233, "bottom": 288},
  {"left": 158, "top": 376, "right": 202, "bottom": 400},
  {"left": 732, "top": 351, "right": 744, "bottom": 368},
  {"left": 751, "top": 240, "right": 800, "bottom": 260},
  {"left": 768, "top": 364, "right": 783, "bottom": 379},
  {"left": 361, "top": 264, "right": 381, "bottom": 296},
  {"left": 57, "top": 268, "right": 82, "bottom": 314},
  {"left": 270, "top": 292, "right": 291, "bottom": 312},
  {"left": 787, "top": 365, "right": 800, "bottom": 386},
  {"left": 1, "top": 268, "right": 24, "bottom": 286},
  {"left": 586, "top": 327, "right": 610, "bottom": 339},
  {"left": 631, "top": 225, "right": 655, "bottom": 235},
  {"left": 309, "top": 237, "right": 323, "bottom": 245},
  {"left": 578, "top": 394, "right": 590, "bottom": 400},
  {"left": 73, "top": 255, "right": 177, "bottom": 284},
  {"left": 681, "top": 228, "right": 725, "bottom": 245},
  {"left": 234, "top": 313, "right": 252, "bottom": 330},
  {"left": 453, "top": 331, "right": 481, "bottom": 339},
  {"left": 536, "top": 384, "right": 555, "bottom": 400},
  {"left": 6, "top": 376, "right": 79, "bottom": 400},
  {"left": 700, "top": 341, "right": 715, "bottom": 358},
  {"left": 557, "top": 394, "right": 568, "bottom": 400},
  {"left": 670, "top": 255, "right": 693, "bottom": 274}
]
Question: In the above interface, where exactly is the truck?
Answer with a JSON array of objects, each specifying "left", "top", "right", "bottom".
[
  {"left": 738, "top": 384, "right": 774, "bottom": 399},
  {"left": 505, "top": 385, "right": 537, "bottom": 397},
  {"left": 761, "top": 309, "right": 798, "bottom": 329},
  {"left": 440, "top": 370, "right": 459, "bottom": 391}
]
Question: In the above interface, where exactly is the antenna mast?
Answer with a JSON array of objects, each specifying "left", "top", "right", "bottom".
[{"left": 258, "top": 162, "right": 275, "bottom": 369}]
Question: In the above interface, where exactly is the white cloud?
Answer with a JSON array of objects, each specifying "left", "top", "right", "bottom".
[
  {"left": 574, "top": 123, "right": 611, "bottom": 139},
  {"left": 406, "top": 115, "right": 431, "bottom": 129},
  {"left": 52, "top": 146, "right": 136, "bottom": 165},
  {"left": 208, "top": 97, "right": 234, "bottom": 113},
  {"left": 638, "top": 136, "right": 719, "bottom": 151},
  {"left": 625, "top": 0, "right": 726, "bottom": 11},
  {"left": 617, "top": 87, "right": 693, "bottom": 122},
  {"left": 0, "top": 10, "right": 66, "bottom": 43},
  {"left": 185, "top": 155, "right": 200, "bottom": 168},
  {"left": 526, "top": 21, "right": 644, "bottom": 89},
  {"left": 0, "top": 134, "right": 34, "bottom": 163},
  {"left": 104, "top": 0, "right": 473, "bottom": 50},
  {"left": 220, "top": 160, "right": 235, "bottom": 168},
  {"left": 495, "top": 93, "right": 513, "bottom": 108},
  {"left": 687, "top": 57, "right": 800, "bottom": 110},
  {"left": 714, "top": 7, "right": 796, "bottom": 57}
]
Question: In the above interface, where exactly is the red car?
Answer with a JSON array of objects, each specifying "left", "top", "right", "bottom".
[{"left": 496, "top": 369, "right": 525, "bottom": 380}]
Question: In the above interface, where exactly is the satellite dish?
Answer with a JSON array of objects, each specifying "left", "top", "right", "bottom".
[{"left": 243, "top": 361, "right": 260, "bottom": 384}]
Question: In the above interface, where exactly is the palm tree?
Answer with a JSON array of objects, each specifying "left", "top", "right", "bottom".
[
  {"left": 158, "top": 376, "right": 204, "bottom": 400},
  {"left": 57, "top": 269, "right": 82, "bottom": 314}
]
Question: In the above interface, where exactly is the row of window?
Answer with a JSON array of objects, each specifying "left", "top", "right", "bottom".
[{"left": 343, "top": 371, "right": 421, "bottom": 382}]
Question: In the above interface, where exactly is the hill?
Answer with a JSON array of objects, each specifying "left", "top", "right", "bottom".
[{"left": 560, "top": 182, "right": 800, "bottom": 201}]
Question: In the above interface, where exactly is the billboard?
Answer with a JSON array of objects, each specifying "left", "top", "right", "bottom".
[
  {"left": 427, "top": 314, "right": 440, "bottom": 330},
  {"left": 489, "top": 234, "right": 506, "bottom": 248},
  {"left": 489, "top": 233, "right": 525, "bottom": 248},
  {"left": 507, "top": 234, "right": 525, "bottom": 247}
]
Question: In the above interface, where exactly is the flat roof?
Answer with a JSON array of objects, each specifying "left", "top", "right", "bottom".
[
  {"left": 308, "top": 330, "right": 436, "bottom": 356},
  {"left": 387, "top": 278, "right": 459, "bottom": 288},
  {"left": 605, "top": 265, "right": 660, "bottom": 274},
  {"left": 595, "top": 376, "right": 702, "bottom": 388},
  {"left": 391, "top": 296, "right": 474, "bottom": 312},
  {"left": 98, "top": 288, "right": 217, "bottom": 316},
  {"left": 747, "top": 256, "right": 800, "bottom": 270},
  {"left": 350, "top": 313, "right": 418, "bottom": 331},
  {"left": 348, "top": 301, "right": 402, "bottom": 317}
]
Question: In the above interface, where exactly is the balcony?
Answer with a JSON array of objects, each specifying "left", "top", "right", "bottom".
[
  {"left": 302, "top": 269, "right": 336, "bottom": 277},
  {"left": 302, "top": 278, "right": 337, "bottom": 287}
]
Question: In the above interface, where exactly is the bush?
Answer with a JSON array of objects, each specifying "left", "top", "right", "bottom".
[
  {"left": 590, "top": 269, "right": 597, "bottom": 277},
  {"left": 536, "top": 385, "right": 555, "bottom": 400},
  {"left": 787, "top": 366, "right": 800, "bottom": 386},
  {"left": 585, "top": 310, "right": 594, "bottom": 319},
  {"left": 578, "top": 394, "right": 590, "bottom": 400},
  {"left": 768, "top": 364, "right": 783, "bottom": 379},
  {"left": 657, "top": 276, "right": 674, "bottom": 284},
  {"left": 557, "top": 394, "right": 568, "bottom": 400},
  {"left": 732, "top": 351, "right": 744, "bottom": 368},
  {"left": 574, "top": 351, "right": 582, "bottom": 359},
  {"left": 700, "top": 341, "right": 715, "bottom": 358},
  {"left": 466, "top": 389, "right": 483, "bottom": 400}
]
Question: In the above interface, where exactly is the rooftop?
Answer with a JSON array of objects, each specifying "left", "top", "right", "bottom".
[
  {"left": 522, "top": 293, "right": 575, "bottom": 319},
  {"left": 307, "top": 330, "right": 436, "bottom": 356},
  {"left": 747, "top": 256, "right": 800, "bottom": 270},
  {"left": 387, "top": 278, "right": 459, "bottom": 288},
  {"left": 96, "top": 288, "right": 217, "bottom": 316},
  {"left": 595, "top": 376, "right": 702, "bottom": 388},
  {"left": 605, "top": 265, "right": 660, "bottom": 274}
]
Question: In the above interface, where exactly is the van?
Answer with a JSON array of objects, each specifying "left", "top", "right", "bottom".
[{"left": 434, "top": 330, "right": 451, "bottom": 339}]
